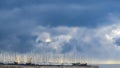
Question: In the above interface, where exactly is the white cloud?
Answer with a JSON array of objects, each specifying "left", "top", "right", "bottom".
[{"left": 29, "top": 19, "right": 120, "bottom": 62}]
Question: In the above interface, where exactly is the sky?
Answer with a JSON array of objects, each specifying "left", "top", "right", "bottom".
[{"left": 1, "top": 0, "right": 120, "bottom": 64}]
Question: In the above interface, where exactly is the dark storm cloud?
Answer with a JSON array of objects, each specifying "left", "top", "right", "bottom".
[
  {"left": 0, "top": 24, "right": 36, "bottom": 53},
  {"left": 0, "top": 0, "right": 120, "bottom": 27}
]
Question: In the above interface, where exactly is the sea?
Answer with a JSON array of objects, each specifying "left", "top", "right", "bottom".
[{"left": 99, "top": 64, "right": 120, "bottom": 68}]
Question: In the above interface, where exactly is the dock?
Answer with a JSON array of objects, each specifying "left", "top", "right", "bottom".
[{"left": 0, "top": 65, "right": 98, "bottom": 68}]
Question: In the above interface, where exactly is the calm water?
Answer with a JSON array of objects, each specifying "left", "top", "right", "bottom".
[{"left": 99, "top": 64, "right": 120, "bottom": 68}]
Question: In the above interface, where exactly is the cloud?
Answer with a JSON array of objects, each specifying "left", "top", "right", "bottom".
[
  {"left": 1, "top": 14, "right": 120, "bottom": 62},
  {"left": 28, "top": 21, "right": 120, "bottom": 61},
  {"left": 0, "top": 1, "right": 113, "bottom": 27},
  {"left": 1, "top": 0, "right": 120, "bottom": 64}
]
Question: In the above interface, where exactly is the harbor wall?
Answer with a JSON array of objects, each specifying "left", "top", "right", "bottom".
[{"left": 0, "top": 65, "right": 98, "bottom": 68}]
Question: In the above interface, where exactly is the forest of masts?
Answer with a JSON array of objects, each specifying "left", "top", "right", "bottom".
[{"left": 0, "top": 52, "right": 96, "bottom": 65}]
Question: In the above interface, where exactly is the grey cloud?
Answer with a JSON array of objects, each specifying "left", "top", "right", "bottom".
[{"left": 0, "top": 2, "right": 113, "bottom": 27}]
